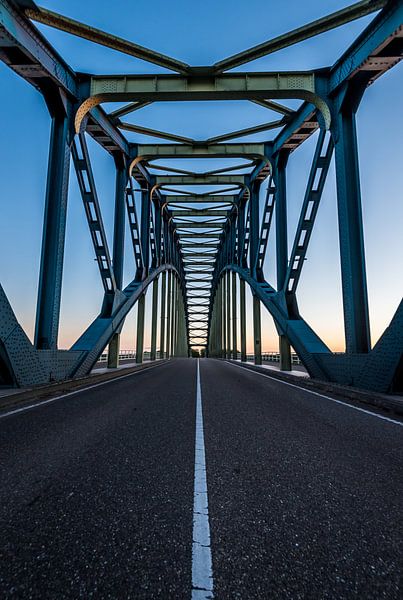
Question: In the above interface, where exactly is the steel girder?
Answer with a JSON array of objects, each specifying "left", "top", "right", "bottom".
[
  {"left": 209, "top": 265, "right": 403, "bottom": 393},
  {"left": 1, "top": 0, "right": 402, "bottom": 387},
  {"left": 76, "top": 72, "right": 332, "bottom": 136},
  {"left": 34, "top": 99, "right": 71, "bottom": 350},
  {"left": 135, "top": 144, "right": 268, "bottom": 161},
  {"left": 25, "top": 4, "right": 190, "bottom": 74},
  {"left": 0, "top": 0, "right": 128, "bottom": 157},
  {"left": 70, "top": 263, "right": 186, "bottom": 377},
  {"left": 0, "top": 263, "right": 186, "bottom": 386},
  {"left": 213, "top": 0, "right": 388, "bottom": 73}
]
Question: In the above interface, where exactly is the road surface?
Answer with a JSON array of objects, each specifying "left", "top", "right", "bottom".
[{"left": 0, "top": 359, "right": 401, "bottom": 599}]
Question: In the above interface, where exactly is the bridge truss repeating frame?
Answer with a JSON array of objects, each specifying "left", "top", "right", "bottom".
[{"left": 0, "top": 0, "right": 402, "bottom": 392}]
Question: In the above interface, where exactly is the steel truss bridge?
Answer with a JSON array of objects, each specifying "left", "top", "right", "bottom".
[{"left": 0, "top": 0, "right": 402, "bottom": 392}]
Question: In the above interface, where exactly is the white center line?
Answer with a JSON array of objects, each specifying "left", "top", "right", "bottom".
[
  {"left": 192, "top": 359, "right": 214, "bottom": 599},
  {"left": 226, "top": 361, "right": 403, "bottom": 427}
]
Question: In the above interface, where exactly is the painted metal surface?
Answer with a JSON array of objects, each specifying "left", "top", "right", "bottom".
[{"left": 0, "top": 0, "right": 401, "bottom": 392}]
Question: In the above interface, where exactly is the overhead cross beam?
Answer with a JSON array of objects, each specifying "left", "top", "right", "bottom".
[
  {"left": 109, "top": 101, "right": 152, "bottom": 119},
  {"left": 171, "top": 210, "right": 229, "bottom": 217},
  {"left": 76, "top": 71, "right": 332, "bottom": 132},
  {"left": 204, "top": 119, "right": 285, "bottom": 144},
  {"left": 156, "top": 175, "right": 246, "bottom": 186},
  {"left": 250, "top": 99, "right": 295, "bottom": 115},
  {"left": 118, "top": 122, "right": 196, "bottom": 144},
  {"left": 213, "top": 0, "right": 388, "bottom": 73},
  {"left": 135, "top": 143, "right": 268, "bottom": 160},
  {"left": 1, "top": 0, "right": 402, "bottom": 392},
  {"left": 163, "top": 195, "right": 237, "bottom": 204},
  {"left": 25, "top": 4, "right": 191, "bottom": 74},
  {"left": 0, "top": 0, "right": 128, "bottom": 156}
]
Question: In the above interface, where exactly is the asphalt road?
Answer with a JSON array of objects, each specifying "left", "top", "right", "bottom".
[{"left": 0, "top": 359, "right": 401, "bottom": 599}]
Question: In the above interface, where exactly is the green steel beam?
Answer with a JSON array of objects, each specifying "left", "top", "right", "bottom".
[
  {"left": 163, "top": 195, "right": 237, "bottom": 204},
  {"left": 271, "top": 104, "right": 319, "bottom": 155},
  {"left": 89, "top": 71, "right": 318, "bottom": 102},
  {"left": 182, "top": 253, "right": 217, "bottom": 258},
  {"left": 205, "top": 119, "right": 284, "bottom": 144},
  {"left": 147, "top": 164, "right": 197, "bottom": 176},
  {"left": 136, "top": 293, "right": 146, "bottom": 363},
  {"left": 26, "top": 5, "right": 191, "bottom": 74},
  {"left": 202, "top": 162, "right": 257, "bottom": 175},
  {"left": 180, "top": 243, "right": 219, "bottom": 249},
  {"left": 184, "top": 265, "right": 216, "bottom": 268},
  {"left": 119, "top": 122, "right": 196, "bottom": 144},
  {"left": 213, "top": 0, "right": 387, "bottom": 72},
  {"left": 136, "top": 144, "right": 267, "bottom": 160},
  {"left": 77, "top": 72, "right": 331, "bottom": 132},
  {"left": 172, "top": 210, "right": 229, "bottom": 217},
  {"left": 0, "top": 0, "right": 129, "bottom": 157},
  {"left": 109, "top": 101, "right": 152, "bottom": 119},
  {"left": 157, "top": 175, "right": 246, "bottom": 186},
  {"left": 250, "top": 99, "right": 295, "bottom": 115},
  {"left": 174, "top": 222, "right": 224, "bottom": 229},
  {"left": 329, "top": 0, "right": 403, "bottom": 93},
  {"left": 178, "top": 233, "right": 221, "bottom": 239}
]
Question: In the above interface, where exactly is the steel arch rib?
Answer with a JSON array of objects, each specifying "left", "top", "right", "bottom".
[
  {"left": 69, "top": 264, "right": 181, "bottom": 378},
  {"left": 218, "top": 265, "right": 331, "bottom": 379}
]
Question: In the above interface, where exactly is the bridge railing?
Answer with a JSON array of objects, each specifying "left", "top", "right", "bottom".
[{"left": 242, "top": 353, "right": 302, "bottom": 365}]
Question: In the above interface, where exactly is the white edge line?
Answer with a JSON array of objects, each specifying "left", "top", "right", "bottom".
[
  {"left": 192, "top": 358, "right": 214, "bottom": 599},
  {"left": 0, "top": 362, "right": 167, "bottom": 420},
  {"left": 225, "top": 361, "right": 403, "bottom": 427}
]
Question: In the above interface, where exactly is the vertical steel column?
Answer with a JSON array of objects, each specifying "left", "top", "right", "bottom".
[
  {"left": 226, "top": 271, "right": 231, "bottom": 359},
  {"left": 211, "top": 290, "right": 215, "bottom": 358},
  {"left": 178, "top": 288, "right": 187, "bottom": 357},
  {"left": 160, "top": 271, "right": 166, "bottom": 359},
  {"left": 136, "top": 293, "right": 145, "bottom": 364},
  {"left": 249, "top": 182, "right": 260, "bottom": 278},
  {"left": 275, "top": 151, "right": 291, "bottom": 371},
  {"left": 222, "top": 275, "right": 227, "bottom": 358},
  {"left": 240, "top": 278, "right": 247, "bottom": 362},
  {"left": 218, "top": 281, "right": 223, "bottom": 357},
  {"left": 108, "top": 157, "right": 126, "bottom": 368},
  {"left": 213, "top": 289, "right": 219, "bottom": 357},
  {"left": 170, "top": 276, "right": 176, "bottom": 357},
  {"left": 35, "top": 106, "right": 71, "bottom": 350},
  {"left": 166, "top": 271, "right": 172, "bottom": 358},
  {"left": 334, "top": 91, "right": 371, "bottom": 354},
  {"left": 176, "top": 287, "right": 182, "bottom": 356},
  {"left": 253, "top": 293, "right": 262, "bottom": 365},
  {"left": 150, "top": 276, "right": 159, "bottom": 361},
  {"left": 140, "top": 187, "right": 150, "bottom": 277},
  {"left": 107, "top": 335, "right": 119, "bottom": 370},
  {"left": 215, "top": 282, "right": 222, "bottom": 358},
  {"left": 232, "top": 272, "right": 237, "bottom": 359},
  {"left": 154, "top": 202, "right": 162, "bottom": 266},
  {"left": 238, "top": 200, "right": 246, "bottom": 266},
  {"left": 174, "top": 277, "right": 179, "bottom": 356},
  {"left": 209, "top": 296, "right": 214, "bottom": 357},
  {"left": 218, "top": 279, "right": 222, "bottom": 357}
]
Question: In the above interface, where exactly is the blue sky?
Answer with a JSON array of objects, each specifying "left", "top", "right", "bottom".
[{"left": 0, "top": 0, "right": 402, "bottom": 353}]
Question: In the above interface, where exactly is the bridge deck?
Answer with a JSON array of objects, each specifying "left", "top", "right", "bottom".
[{"left": 0, "top": 359, "right": 401, "bottom": 599}]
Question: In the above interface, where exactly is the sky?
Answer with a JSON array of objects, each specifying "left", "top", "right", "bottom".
[{"left": 0, "top": 0, "right": 402, "bottom": 354}]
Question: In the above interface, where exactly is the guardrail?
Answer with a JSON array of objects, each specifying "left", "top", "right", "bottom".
[
  {"left": 245, "top": 353, "right": 302, "bottom": 365},
  {"left": 98, "top": 350, "right": 159, "bottom": 362},
  {"left": 98, "top": 350, "right": 302, "bottom": 365}
]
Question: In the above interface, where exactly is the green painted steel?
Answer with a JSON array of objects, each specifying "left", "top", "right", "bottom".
[{"left": 1, "top": 0, "right": 402, "bottom": 392}]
